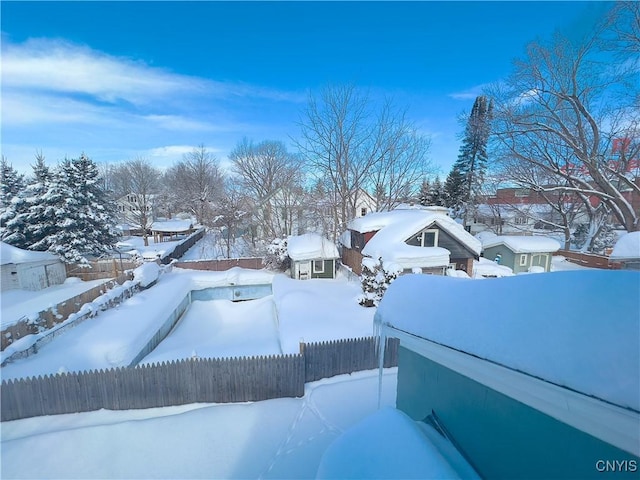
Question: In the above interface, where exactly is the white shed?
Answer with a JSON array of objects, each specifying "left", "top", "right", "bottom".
[{"left": 0, "top": 242, "right": 67, "bottom": 291}]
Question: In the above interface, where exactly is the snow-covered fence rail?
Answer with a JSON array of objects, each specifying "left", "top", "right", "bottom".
[
  {"left": 159, "top": 228, "right": 206, "bottom": 264},
  {"left": 175, "top": 257, "right": 265, "bottom": 271},
  {"left": 302, "top": 337, "right": 399, "bottom": 382},
  {"left": 0, "top": 337, "right": 399, "bottom": 421},
  {"left": 1, "top": 273, "right": 134, "bottom": 353}
]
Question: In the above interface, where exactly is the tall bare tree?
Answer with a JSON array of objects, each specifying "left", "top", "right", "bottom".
[
  {"left": 229, "top": 138, "right": 303, "bottom": 239},
  {"left": 115, "top": 158, "right": 162, "bottom": 246},
  {"left": 165, "top": 145, "right": 225, "bottom": 225},
  {"left": 295, "top": 85, "right": 432, "bottom": 240},
  {"left": 490, "top": 6, "right": 640, "bottom": 237}
]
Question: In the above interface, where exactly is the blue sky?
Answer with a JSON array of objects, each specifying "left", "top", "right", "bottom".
[{"left": 1, "top": 1, "right": 611, "bottom": 176}]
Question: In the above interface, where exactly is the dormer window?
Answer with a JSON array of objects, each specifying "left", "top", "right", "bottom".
[{"left": 421, "top": 229, "right": 439, "bottom": 247}]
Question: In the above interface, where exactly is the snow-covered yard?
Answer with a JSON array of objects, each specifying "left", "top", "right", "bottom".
[{"left": 0, "top": 278, "right": 108, "bottom": 328}]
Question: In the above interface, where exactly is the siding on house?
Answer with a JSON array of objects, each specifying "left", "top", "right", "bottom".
[
  {"left": 483, "top": 245, "right": 519, "bottom": 272},
  {"left": 406, "top": 224, "right": 478, "bottom": 275},
  {"left": 396, "top": 346, "right": 638, "bottom": 479}
]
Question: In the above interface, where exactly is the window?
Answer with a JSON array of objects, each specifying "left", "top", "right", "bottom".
[
  {"left": 313, "top": 260, "right": 325, "bottom": 273},
  {"left": 421, "top": 229, "right": 439, "bottom": 247},
  {"left": 361, "top": 207, "right": 367, "bottom": 216},
  {"left": 514, "top": 217, "right": 527, "bottom": 225},
  {"left": 519, "top": 254, "right": 528, "bottom": 266}
]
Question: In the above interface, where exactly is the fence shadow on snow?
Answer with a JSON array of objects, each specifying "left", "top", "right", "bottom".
[{"left": 1, "top": 337, "right": 399, "bottom": 421}]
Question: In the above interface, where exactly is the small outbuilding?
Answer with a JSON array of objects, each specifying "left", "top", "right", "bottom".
[
  {"left": 481, "top": 235, "right": 560, "bottom": 273},
  {"left": 609, "top": 231, "right": 640, "bottom": 270},
  {"left": 150, "top": 220, "right": 195, "bottom": 243},
  {"left": 287, "top": 233, "right": 339, "bottom": 280},
  {"left": 0, "top": 242, "right": 67, "bottom": 291}
]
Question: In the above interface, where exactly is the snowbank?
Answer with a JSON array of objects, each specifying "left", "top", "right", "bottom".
[
  {"left": 133, "top": 262, "right": 161, "bottom": 288},
  {"left": 610, "top": 231, "right": 640, "bottom": 260},
  {"left": 375, "top": 271, "right": 640, "bottom": 411},
  {"left": 287, "top": 233, "right": 339, "bottom": 261},
  {"left": 317, "top": 407, "right": 469, "bottom": 479},
  {"left": 472, "top": 257, "right": 513, "bottom": 278}
]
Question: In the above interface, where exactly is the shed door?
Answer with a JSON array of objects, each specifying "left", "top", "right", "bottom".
[
  {"left": 298, "top": 261, "right": 310, "bottom": 280},
  {"left": 531, "top": 254, "right": 548, "bottom": 270}
]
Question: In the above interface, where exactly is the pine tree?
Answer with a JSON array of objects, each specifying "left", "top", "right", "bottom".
[
  {"left": 451, "top": 95, "right": 493, "bottom": 225},
  {"left": 429, "top": 177, "right": 446, "bottom": 206},
  {"left": 444, "top": 166, "right": 466, "bottom": 218},
  {"left": 22, "top": 154, "right": 57, "bottom": 251},
  {"left": 47, "top": 154, "right": 119, "bottom": 264},
  {"left": 0, "top": 157, "right": 26, "bottom": 245},
  {"left": 418, "top": 179, "right": 431, "bottom": 206}
]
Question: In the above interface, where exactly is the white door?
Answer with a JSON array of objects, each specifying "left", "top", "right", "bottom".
[{"left": 298, "top": 261, "right": 310, "bottom": 280}]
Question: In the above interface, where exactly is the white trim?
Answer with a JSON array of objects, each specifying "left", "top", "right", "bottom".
[
  {"left": 421, "top": 229, "right": 439, "bottom": 247},
  {"left": 385, "top": 326, "right": 640, "bottom": 456},
  {"left": 519, "top": 253, "right": 527, "bottom": 267},
  {"left": 312, "top": 259, "right": 325, "bottom": 274}
]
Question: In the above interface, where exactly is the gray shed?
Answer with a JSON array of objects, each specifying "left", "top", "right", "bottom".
[
  {"left": 481, "top": 235, "right": 561, "bottom": 273},
  {"left": 287, "top": 234, "right": 339, "bottom": 280},
  {"left": 1, "top": 242, "right": 67, "bottom": 291}
]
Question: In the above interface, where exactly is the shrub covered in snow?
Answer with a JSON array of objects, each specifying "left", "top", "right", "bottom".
[
  {"left": 263, "top": 237, "right": 291, "bottom": 271},
  {"left": 133, "top": 262, "right": 161, "bottom": 288},
  {"left": 358, "top": 257, "right": 402, "bottom": 307}
]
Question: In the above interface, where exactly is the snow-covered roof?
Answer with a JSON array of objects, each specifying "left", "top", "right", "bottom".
[
  {"left": 0, "top": 242, "right": 59, "bottom": 266},
  {"left": 482, "top": 235, "right": 561, "bottom": 253},
  {"left": 375, "top": 271, "right": 640, "bottom": 411},
  {"left": 287, "top": 233, "right": 339, "bottom": 261},
  {"left": 150, "top": 220, "right": 193, "bottom": 233},
  {"left": 348, "top": 208, "right": 481, "bottom": 269},
  {"left": 610, "top": 231, "right": 640, "bottom": 260}
]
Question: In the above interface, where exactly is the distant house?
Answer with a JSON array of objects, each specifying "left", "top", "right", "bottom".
[
  {"left": 0, "top": 242, "right": 66, "bottom": 292},
  {"left": 287, "top": 233, "right": 339, "bottom": 280},
  {"left": 340, "top": 205, "right": 481, "bottom": 277},
  {"left": 609, "top": 231, "right": 640, "bottom": 270},
  {"left": 481, "top": 235, "right": 561, "bottom": 273},
  {"left": 375, "top": 272, "right": 640, "bottom": 479}
]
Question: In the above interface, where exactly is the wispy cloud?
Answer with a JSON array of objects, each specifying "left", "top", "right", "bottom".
[{"left": 448, "top": 83, "right": 491, "bottom": 100}]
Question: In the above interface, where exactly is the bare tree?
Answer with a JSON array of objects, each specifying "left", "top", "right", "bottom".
[
  {"left": 229, "top": 138, "right": 303, "bottom": 239},
  {"left": 490, "top": 10, "right": 640, "bottom": 237},
  {"left": 295, "top": 85, "right": 432, "bottom": 240},
  {"left": 114, "top": 158, "right": 161, "bottom": 246},
  {"left": 214, "top": 178, "right": 250, "bottom": 258},
  {"left": 165, "top": 145, "right": 225, "bottom": 225}
]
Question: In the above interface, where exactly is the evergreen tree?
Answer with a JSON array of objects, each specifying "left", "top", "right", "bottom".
[
  {"left": 451, "top": 95, "right": 493, "bottom": 225},
  {"left": 418, "top": 179, "right": 430, "bottom": 206},
  {"left": 47, "top": 154, "right": 119, "bottom": 264},
  {"left": 429, "top": 177, "right": 446, "bottom": 206},
  {"left": 444, "top": 167, "right": 466, "bottom": 218},
  {"left": 0, "top": 157, "right": 26, "bottom": 245},
  {"left": 22, "top": 154, "right": 57, "bottom": 251}
]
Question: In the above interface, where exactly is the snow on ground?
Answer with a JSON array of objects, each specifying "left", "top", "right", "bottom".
[
  {"left": 116, "top": 235, "right": 185, "bottom": 261},
  {"left": 179, "top": 229, "right": 258, "bottom": 261},
  {"left": 141, "top": 296, "right": 282, "bottom": 364},
  {"left": 1, "top": 368, "right": 398, "bottom": 480},
  {"left": 0, "top": 278, "right": 107, "bottom": 328},
  {"left": 472, "top": 257, "right": 514, "bottom": 278},
  {"left": 273, "top": 273, "right": 376, "bottom": 354},
  {"left": 550, "top": 255, "right": 595, "bottom": 271}
]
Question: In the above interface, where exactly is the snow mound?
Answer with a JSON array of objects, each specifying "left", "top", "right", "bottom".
[
  {"left": 0, "top": 242, "right": 59, "bottom": 265},
  {"left": 317, "top": 407, "right": 464, "bottom": 479},
  {"left": 133, "top": 262, "right": 161, "bottom": 288},
  {"left": 375, "top": 271, "right": 640, "bottom": 411},
  {"left": 610, "top": 231, "right": 640, "bottom": 260},
  {"left": 287, "top": 233, "right": 339, "bottom": 261}
]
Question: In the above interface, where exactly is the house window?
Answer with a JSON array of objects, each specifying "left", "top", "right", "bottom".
[
  {"left": 519, "top": 254, "right": 528, "bottom": 266},
  {"left": 313, "top": 260, "right": 325, "bottom": 273},
  {"left": 514, "top": 217, "right": 527, "bottom": 225},
  {"left": 361, "top": 207, "right": 367, "bottom": 216},
  {"left": 421, "top": 229, "right": 439, "bottom": 247}
]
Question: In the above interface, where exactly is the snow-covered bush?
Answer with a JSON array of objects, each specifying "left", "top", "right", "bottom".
[
  {"left": 357, "top": 257, "right": 402, "bottom": 307},
  {"left": 263, "top": 237, "right": 291, "bottom": 271}
]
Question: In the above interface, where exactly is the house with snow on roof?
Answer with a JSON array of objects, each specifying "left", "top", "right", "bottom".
[
  {"left": 481, "top": 234, "right": 561, "bottom": 273},
  {"left": 287, "top": 233, "right": 339, "bottom": 280},
  {"left": 1, "top": 242, "right": 67, "bottom": 292},
  {"left": 340, "top": 205, "right": 481, "bottom": 277}
]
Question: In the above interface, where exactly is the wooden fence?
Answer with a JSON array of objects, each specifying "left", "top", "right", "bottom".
[
  {"left": 66, "top": 260, "right": 138, "bottom": 282},
  {"left": 556, "top": 250, "right": 614, "bottom": 269},
  {"left": 1, "top": 337, "right": 399, "bottom": 421},
  {"left": 159, "top": 228, "right": 206, "bottom": 264},
  {"left": 175, "top": 257, "right": 265, "bottom": 271},
  {"left": 1, "top": 273, "right": 133, "bottom": 352}
]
